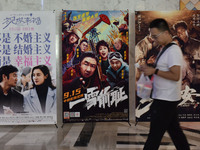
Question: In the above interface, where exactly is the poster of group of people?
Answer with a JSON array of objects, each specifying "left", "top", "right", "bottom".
[
  {"left": 62, "top": 10, "right": 129, "bottom": 122},
  {"left": 135, "top": 10, "right": 200, "bottom": 121},
  {"left": 0, "top": 11, "right": 56, "bottom": 125}
]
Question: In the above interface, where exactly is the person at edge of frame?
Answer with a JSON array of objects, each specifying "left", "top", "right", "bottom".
[
  {"left": 140, "top": 18, "right": 190, "bottom": 150},
  {"left": 0, "top": 65, "right": 24, "bottom": 114},
  {"left": 62, "top": 28, "right": 82, "bottom": 74},
  {"left": 173, "top": 21, "right": 200, "bottom": 109}
]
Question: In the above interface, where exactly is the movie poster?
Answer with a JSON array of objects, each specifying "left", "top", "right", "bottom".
[
  {"left": 62, "top": 10, "right": 129, "bottom": 122},
  {"left": 180, "top": 0, "right": 200, "bottom": 10},
  {"left": 135, "top": 11, "right": 200, "bottom": 121},
  {"left": 0, "top": 11, "right": 56, "bottom": 125}
]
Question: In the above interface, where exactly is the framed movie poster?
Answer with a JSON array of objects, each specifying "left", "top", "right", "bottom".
[
  {"left": 135, "top": 10, "right": 200, "bottom": 121},
  {"left": 62, "top": 10, "right": 129, "bottom": 122},
  {"left": 0, "top": 11, "right": 56, "bottom": 125}
]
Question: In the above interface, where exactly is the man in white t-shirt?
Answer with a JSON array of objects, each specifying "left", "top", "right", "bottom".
[{"left": 141, "top": 18, "right": 190, "bottom": 150}]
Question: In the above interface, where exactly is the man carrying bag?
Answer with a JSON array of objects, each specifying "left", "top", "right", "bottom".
[{"left": 141, "top": 18, "right": 190, "bottom": 150}]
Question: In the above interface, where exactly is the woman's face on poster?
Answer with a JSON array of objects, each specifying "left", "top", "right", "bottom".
[
  {"left": 32, "top": 69, "right": 47, "bottom": 86},
  {"left": 99, "top": 45, "right": 109, "bottom": 59},
  {"left": 69, "top": 33, "right": 79, "bottom": 44}
]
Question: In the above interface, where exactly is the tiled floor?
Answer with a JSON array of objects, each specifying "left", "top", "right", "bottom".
[{"left": 0, "top": 122, "right": 200, "bottom": 150}]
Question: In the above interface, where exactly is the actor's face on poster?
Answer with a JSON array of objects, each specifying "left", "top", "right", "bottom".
[{"left": 80, "top": 57, "right": 97, "bottom": 78}]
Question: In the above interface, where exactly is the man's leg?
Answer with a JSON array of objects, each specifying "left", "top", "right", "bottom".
[
  {"left": 167, "top": 103, "right": 190, "bottom": 150},
  {"left": 143, "top": 100, "right": 170, "bottom": 150}
]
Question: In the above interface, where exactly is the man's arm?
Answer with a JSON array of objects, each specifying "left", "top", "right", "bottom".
[{"left": 141, "top": 65, "right": 181, "bottom": 81}]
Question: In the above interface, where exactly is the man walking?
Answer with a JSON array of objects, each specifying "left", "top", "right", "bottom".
[{"left": 141, "top": 18, "right": 190, "bottom": 150}]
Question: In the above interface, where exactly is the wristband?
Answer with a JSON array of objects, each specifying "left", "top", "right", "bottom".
[{"left": 155, "top": 69, "right": 159, "bottom": 75}]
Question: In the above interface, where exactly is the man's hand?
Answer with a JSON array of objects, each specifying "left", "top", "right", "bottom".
[
  {"left": 140, "top": 64, "right": 155, "bottom": 76},
  {"left": 140, "top": 64, "right": 181, "bottom": 81}
]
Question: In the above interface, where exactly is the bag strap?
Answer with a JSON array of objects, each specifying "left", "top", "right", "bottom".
[{"left": 154, "top": 42, "right": 176, "bottom": 68}]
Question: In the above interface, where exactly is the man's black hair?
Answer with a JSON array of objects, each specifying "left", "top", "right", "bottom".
[
  {"left": 80, "top": 39, "right": 88, "bottom": 45},
  {"left": 80, "top": 51, "right": 98, "bottom": 64},
  {"left": 0, "top": 65, "right": 18, "bottom": 82},
  {"left": 149, "top": 18, "right": 170, "bottom": 32}
]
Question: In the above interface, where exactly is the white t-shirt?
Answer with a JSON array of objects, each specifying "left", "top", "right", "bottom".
[{"left": 152, "top": 44, "right": 183, "bottom": 101}]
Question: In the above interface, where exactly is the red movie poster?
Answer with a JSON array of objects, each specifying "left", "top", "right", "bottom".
[
  {"left": 62, "top": 10, "right": 129, "bottom": 122},
  {"left": 135, "top": 11, "right": 200, "bottom": 121}
]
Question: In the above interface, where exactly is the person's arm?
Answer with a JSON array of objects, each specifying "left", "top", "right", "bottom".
[
  {"left": 63, "top": 68, "right": 76, "bottom": 86},
  {"left": 141, "top": 64, "right": 181, "bottom": 81}
]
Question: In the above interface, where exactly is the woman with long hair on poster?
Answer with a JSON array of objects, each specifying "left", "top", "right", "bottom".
[{"left": 23, "top": 65, "right": 56, "bottom": 114}]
